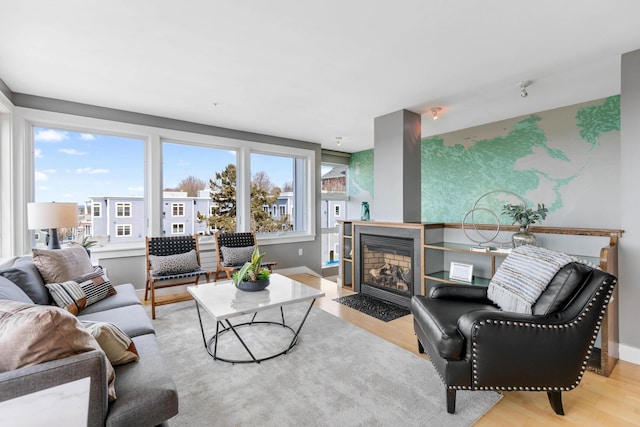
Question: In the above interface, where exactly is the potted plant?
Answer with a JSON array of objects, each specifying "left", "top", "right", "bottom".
[
  {"left": 502, "top": 203, "right": 548, "bottom": 247},
  {"left": 72, "top": 235, "right": 98, "bottom": 256},
  {"left": 232, "top": 246, "right": 271, "bottom": 291}
]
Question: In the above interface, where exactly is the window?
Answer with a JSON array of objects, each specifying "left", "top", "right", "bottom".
[
  {"left": 115, "top": 202, "right": 131, "bottom": 217},
  {"left": 250, "top": 152, "right": 304, "bottom": 234},
  {"left": 172, "top": 203, "right": 185, "bottom": 217},
  {"left": 279, "top": 205, "right": 286, "bottom": 216},
  {"left": 321, "top": 163, "right": 348, "bottom": 267},
  {"left": 116, "top": 224, "right": 132, "bottom": 236},
  {"left": 172, "top": 223, "right": 185, "bottom": 234},
  {"left": 33, "top": 126, "right": 144, "bottom": 246},
  {"left": 163, "top": 141, "right": 236, "bottom": 235}
]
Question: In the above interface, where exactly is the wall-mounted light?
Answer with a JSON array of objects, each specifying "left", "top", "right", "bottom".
[
  {"left": 519, "top": 80, "right": 532, "bottom": 98},
  {"left": 336, "top": 136, "right": 343, "bottom": 146},
  {"left": 431, "top": 107, "right": 442, "bottom": 120}
]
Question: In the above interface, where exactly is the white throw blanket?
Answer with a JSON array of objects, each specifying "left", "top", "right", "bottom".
[{"left": 488, "top": 245, "right": 575, "bottom": 314}]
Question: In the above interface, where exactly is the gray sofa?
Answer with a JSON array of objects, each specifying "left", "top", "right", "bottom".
[{"left": 0, "top": 255, "right": 178, "bottom": 426}]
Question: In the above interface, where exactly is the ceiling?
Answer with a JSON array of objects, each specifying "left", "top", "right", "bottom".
[{"left": 1, "top": 1, "right": 640, "bottom": 153}]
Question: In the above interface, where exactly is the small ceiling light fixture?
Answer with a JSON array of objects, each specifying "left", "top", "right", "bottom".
[
  {"left": 336, "top": 136, "right": 343, "bottom": 146},
  {"left": 519, "top": 80, "right": 532, "bottom": 98},
  {"left": 431, "top": 107, "right": 442, "bottom": 120}
]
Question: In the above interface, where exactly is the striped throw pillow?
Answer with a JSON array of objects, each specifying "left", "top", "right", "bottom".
[{"left": 46, "top": 266, "right": 116, "bottom": 315}]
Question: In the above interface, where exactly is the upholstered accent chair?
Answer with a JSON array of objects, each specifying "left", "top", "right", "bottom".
[
  {"left": 411, "top": 261, "right": 617, "bottom": 415},
  {"left": 145, "top": 235, "right": 212, "bottom": 319},
  {"left": 213, "top": 231, "right": 276, "bottom": 281}
]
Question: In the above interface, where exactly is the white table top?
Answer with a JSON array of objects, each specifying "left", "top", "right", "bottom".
[{"left": 187, "top": 273, "right": 325, "bottom": 321}]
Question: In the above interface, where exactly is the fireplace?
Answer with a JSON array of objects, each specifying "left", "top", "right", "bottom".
[{"left": 354, "top": 225, "right": 422, "bottom": 308}]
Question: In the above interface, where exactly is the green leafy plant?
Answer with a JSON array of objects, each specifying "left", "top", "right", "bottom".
[
  {"left": 73, "top": 235, "right": 98, "bottom": 249},
  {"left": 232, "top": 246, "right": 270, "bottom": 284},
  {"left": 502, "top": 203, "right": 548, "bottom": 227}
]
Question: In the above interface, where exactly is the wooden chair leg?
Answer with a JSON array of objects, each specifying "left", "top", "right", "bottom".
[
  {"left": 150, "top": 281, "right": 156, "bottom": 320},
  {"left": 447, "top": 388, "right": 456, "bottom": 414},
  {"left": 547, "top": 391, "right": 564, "bottom": 415},
  {"left": 144, "top": 278, "right": 150, "bottom": 301}
]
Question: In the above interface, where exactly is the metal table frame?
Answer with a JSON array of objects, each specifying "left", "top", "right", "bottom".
[{"left": 194, "top": 298, "right": 318, "bottom": 364}]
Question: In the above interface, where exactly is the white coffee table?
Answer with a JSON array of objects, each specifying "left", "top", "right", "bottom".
[{"left": 187, "top": 273, "right": 325, "bottom": 363}]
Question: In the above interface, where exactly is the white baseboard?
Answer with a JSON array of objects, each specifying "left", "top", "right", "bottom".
[{"left": 620, "top": 343, "right": 640, "bottom": 366}]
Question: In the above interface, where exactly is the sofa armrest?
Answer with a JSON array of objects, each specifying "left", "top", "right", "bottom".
[{"left": 0, "top": 350, "right": 109, "bottom": 426}]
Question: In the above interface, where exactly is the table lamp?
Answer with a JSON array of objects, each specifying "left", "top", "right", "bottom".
[{"left": 27, "top": 202, "right": 79, "bottom": 249}]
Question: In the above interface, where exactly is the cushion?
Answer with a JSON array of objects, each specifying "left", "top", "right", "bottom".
[
  {"left": 0, "top": 276, "right": 34, "bottom": 304},
  {"left": 149, "top": 249, "right": 199, "bottom": 276},
  {"left": 221, "top": 245, "right": 255, "bottom": 267},
  {"left": 488, "top": 245, "right": 574, "bottom": 314},
  {"left": 532, "top": 262, "right": 593, "bottom": 315},
  {"left": 32, "top": 246, "right": 93, "bottom": 284},
  {"left": 82, "top": 321, "right": 139, "bottom": 366},
  {"left": 0, "top": 300, "right": 116, "bottom": 401},
  {"left": 46, "top": 267, "right": 116, "bottom": 315},
  {"left": 0, "top": 257, "right": 50, "bottom": 305}
]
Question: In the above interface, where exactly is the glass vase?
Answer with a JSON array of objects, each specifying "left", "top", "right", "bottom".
[{"left": 512, "top": 226, "right": 536, "bottom": 247}]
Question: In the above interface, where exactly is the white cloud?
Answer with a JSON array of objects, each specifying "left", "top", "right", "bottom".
[
  {"left": 75, "top": 167, "right": 109, "bottom": 174},
  {"left": 177, "top": 160, "right": 191, "bottom": 167},
  {"left": 59, "top": 148, "right": 86, "bottom": 155},
  {"left": 35, "top": 171, "right": 48, "bottom": 181},
  {"left": 34, "top": 148, "right": 43, "bottom": 158},
  {"left": 128, "top": 186, "right": 144, "bottom": 195},
  {"left": 43, "top": 168, "right": 56, "bottom": 174},
  {"left": 80, "top": 133, "right": 95, "bottom": 140},
  {"left": 34, "top": 129, "right": 68, "bottom": 142}
]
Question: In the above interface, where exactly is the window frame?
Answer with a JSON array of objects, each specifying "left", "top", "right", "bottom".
[
  {"left": 171, "top": 223, "right": 185, "bottom": 234},
  {"left": 172, "top": 202, "right": 185, "bottom": 217},
  {"left": 92, "top": 203, "right": 102, "bottom": 218},
  {"left": 115, "top": 202, "right": 132, "bottom": 218},
  {"left": 116, "top": 224, "right": 132, "bottom": 237},
  {"left": 10, "top": 109, "right": 315, "bottom": 258}
]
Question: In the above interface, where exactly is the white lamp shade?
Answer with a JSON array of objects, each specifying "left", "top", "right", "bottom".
[{"left": 27, "top": 202, "right": 79, "bottom": 229}]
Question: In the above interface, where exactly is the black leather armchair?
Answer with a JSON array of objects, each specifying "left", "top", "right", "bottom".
[{"left": 411, "top": 262, "right": 617, "bottom": 415}]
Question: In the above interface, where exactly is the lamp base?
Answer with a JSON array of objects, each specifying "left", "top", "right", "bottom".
[{"left": 48, "top": 228, "right": 62, "bottom": 250}]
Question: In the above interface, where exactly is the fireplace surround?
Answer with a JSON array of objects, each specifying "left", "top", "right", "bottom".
[{"left": 354, "top": 225, "right": 422, "bottom": 308}]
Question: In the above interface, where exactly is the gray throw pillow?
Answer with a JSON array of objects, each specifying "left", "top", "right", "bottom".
[
  {"left": 0, "top": 276, "right": 34, "bottom": 304},
  {"left": 220, "top": 246, "right": 255, "bottom": 267},
  {"left": 0, "top": 257, "right": 50, "bottom": 305},
  {"left": 149, "top": 249, "right": 200, "bottom": 276}
]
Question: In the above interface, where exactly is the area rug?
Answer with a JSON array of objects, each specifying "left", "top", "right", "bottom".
[
  {"left": 149, "top": 301, "right": 501, "bottom": 426},
  {"left": 333, "top": 293, "right": 410, "bottom": 322}
]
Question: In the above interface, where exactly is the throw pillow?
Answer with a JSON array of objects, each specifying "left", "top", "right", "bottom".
[
  {"left": 0, "top": 276, "right": 34, "bottom": 304},
  {"left": 487, "top": 245, "right": 574, "bottom": 314},
  {"left": 0, "top": 257, "right": 51, "bottom": 305},
  {"left": 0, "top": 300, "right": 116, "bottom": 401},
  {"left": 46, "top": 266, "right": 116, "bottom": 315},
  {"left": 82, "top": 321, "right": 139, "bottom": 366},
  {"left": 149, "top": 249, "right": 200, "bottom": 276},
  {"left": 221, "top": 245, "right": 255, "bottom": 267},
  {"left": 32, "top": 245, "right": 93, "bottom": 284}
]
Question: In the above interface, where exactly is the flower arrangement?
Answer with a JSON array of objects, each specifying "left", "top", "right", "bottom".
[
  {"left": 232, "top": 246, "right": 271, "bottom": 285},
  {"left": 502, "top": 203, "right": 548, "bottom": 228}
]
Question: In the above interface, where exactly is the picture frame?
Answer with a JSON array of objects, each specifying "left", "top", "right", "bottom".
[{"left": 449, "top": 261, "right": 473, "bottom": 283}]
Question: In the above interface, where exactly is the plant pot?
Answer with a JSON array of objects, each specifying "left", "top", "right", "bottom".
[
  {"left": 512, "top": 226, "right": 536, "bottom": 248},
  {"left": 235, "top": 278, "right": 270, "bottom": 292}
]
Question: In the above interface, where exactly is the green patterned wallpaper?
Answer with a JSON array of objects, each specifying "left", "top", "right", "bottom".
[{"left": 349, "top": 96, "right": 620, "bottom": 227}]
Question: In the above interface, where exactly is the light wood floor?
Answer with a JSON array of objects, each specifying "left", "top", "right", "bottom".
[{"left": 288, "top": 273, "right": 640, "bottom": 427}]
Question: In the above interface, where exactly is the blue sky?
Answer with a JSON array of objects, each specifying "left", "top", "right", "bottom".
[{"left": 34, "top": 128, "right": 294, "bottom": 204}]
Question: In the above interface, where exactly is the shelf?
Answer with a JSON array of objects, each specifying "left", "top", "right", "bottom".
[
  {"left": 425, "top": 271, "right": 491, "bottom": 287},
  {"left": 424, "top": 242, "right": 510, "bottom": 257}
]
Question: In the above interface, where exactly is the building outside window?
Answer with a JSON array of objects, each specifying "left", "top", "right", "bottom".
[
  {"left": 335, "top": 205, "right": 341, "bottom": 217},
  {"left": 172, "top": 223, "right": 185, "bottom": 234},
  {"left": 92, "top": 203, "right": 101, "bottom": 218}
]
